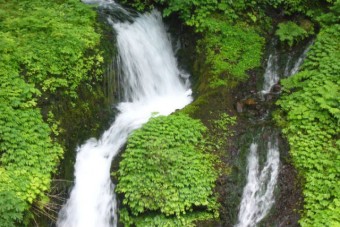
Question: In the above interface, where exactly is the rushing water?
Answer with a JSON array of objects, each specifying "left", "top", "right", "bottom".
[
  {"left": 235, "top": 138, "right": 280, "bottom": 227},
  {"left": 57, "top": 4, "right": 192, "bottom": 227},
  {"left": 236, "top": 40, "right": 312, "bottom": 226},
  {"left": 261, "top": 40, "right": 312, "bottom": 94},
  {"left": 262, "top": 53, "right": 279, "bottom": 94},
  {"left": 287, "top": 41, "right": 312, "bottom": 76}
]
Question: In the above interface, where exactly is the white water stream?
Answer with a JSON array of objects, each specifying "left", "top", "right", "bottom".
[
  {"left": 236, "top": 138, "right": 280, "bottom": 227},
  {"left": 262, "top": 53, "right": 279, "bottom": 94},
  {"left": 262, "top": 41, "right": 312, "bottom": 94},
  {"left": 57, "top": 6, "right": 192, "bottom": 227},
  {"left": 287, "top": 41, "right": 312, "bottom": 76},
  {"left": 237, "top": 40, "right": 313, "bottom": 226}
]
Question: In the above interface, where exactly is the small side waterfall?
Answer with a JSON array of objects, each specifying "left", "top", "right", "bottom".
[
  {"left": 236, "top": 39, "right": 313, "bottom": 226},
  {"left": 261, "top": 40, "right": 313, "bottom": 94},
  {"left": 236, "top": 138, "right": 280, "bottom": 227},
  {"left": 288, "top": 41, "right": 312, "bottom": 76},
  {"left": 57, "top": 4, "right": 192, "bottom": 227},
  {"left": 262, "top": 53, "right": 279, "bottom": 94}
]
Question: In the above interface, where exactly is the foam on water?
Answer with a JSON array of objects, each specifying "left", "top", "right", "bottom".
[{"left": 57, "top": 8, "right": 192, "bottom": 227}]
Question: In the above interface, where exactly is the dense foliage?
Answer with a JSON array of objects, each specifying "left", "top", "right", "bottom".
[
  {"left": 0, "top": 0, "right": 103, "bottom": 98},
  {"left": 0, "top": 0, "right": 102, "bottom": 225},
  {"left": 276, "top": 2, "right": 340, "bottom": 226},
  {"left": 198, "top": 23, "right": 263, "bottom": 88},
  {"left": 117, "top": 114, "right": 219, "bottom": 226},
  {"left": 275, "top": 21, "right": 313, "bottom": 46},
  {"left": 123, "top": 0, "right": 333, "bottom": 27},
  {"left": 0, "top": 76, "right": 63, "bottom": 226},
  {"left": 159, "top": 0, "right": 266, "bottom": 87}
]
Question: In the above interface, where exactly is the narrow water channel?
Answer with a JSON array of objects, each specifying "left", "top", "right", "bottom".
[{"left": 235, "top": 40, "right": 312, "bottom": 226}]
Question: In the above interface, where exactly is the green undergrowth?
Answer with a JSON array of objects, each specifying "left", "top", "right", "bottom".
[
  {"left": 275, "top": 2, "right": 340, "bottom": 226},
  {"left": 206, "top": 113, "right": 236, "bottom": 157},
  {"left": 0, "top": 0, "right": 103, "bottom": 225},
  {"left": 117, "top": 113, "right": 219, "bottom": 226},
  {"left": 0, "top": 74, "right": 63, "bottom": 226},
  {"left": 197, "top": 21, "right": 264, "bottom": 89},
  {"left": 275, "top": 21, "right": 314, "bottom": 46},
  {"left": 0, "top": 0, "right": 103, "bottom": 98}
]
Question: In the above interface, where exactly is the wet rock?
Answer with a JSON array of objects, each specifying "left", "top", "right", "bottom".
[
  {"left": 266, "top": 94, "right": 273, "bottom": 101},
  {"left": 244, "top": 98, "right": 257, "bottom": 105},
  {"left": 236, "top": 102, "right": 243, "bottom": 113},
  {"left": 272, "top": 84, "right": 281, "bottom": 93}
]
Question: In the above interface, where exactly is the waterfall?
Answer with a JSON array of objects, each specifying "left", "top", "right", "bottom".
[
  {"left": 262, "top": 53, "right": 279, "bottom": 94},
  {"left": 261, "top": 40, "right": 312, "bottom": 94},
  {"left": 57, "top": 5, "right": 192, "bottom": 227},
  {"left": 236, "top": 39, "right": 313, "bottom": 226},
  {"left": 288, "top": 41, "right": 313, "bottom": 76},
  {"left": 236, "top": 138, "right": 280, "bottom": 227}
]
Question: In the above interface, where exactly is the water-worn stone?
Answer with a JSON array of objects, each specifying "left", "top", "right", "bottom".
[
  {"left": 244, "top": 98, "right": 257, "bottom": 105},
  {"left": 236, "top": 102, "right": 243, "bottom": 113}
]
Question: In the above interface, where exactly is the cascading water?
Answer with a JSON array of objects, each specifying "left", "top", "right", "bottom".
[
  {"left": 57, "top": 4, "right": 192, "bottom": 227},
  {"left": 287, "top": 40, "right": 313, "bottom": 76},
  {"left": 236, "top": 39, "right": 312, "bottom": 226},
  {"left": 261, "top": 40, "right": 312, "bottom": 94},
  {"left": 235, "top": 138, "right": 280, "bottom": 227},
  {"left": 262, "top": 53, "right": 279, "bottom": 94}
]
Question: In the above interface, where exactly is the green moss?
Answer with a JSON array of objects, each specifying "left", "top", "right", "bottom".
[
  {"left": 180, "top": 94, "right": 210, "bottom": 116},
  {"left": 197, "top": 20, "right": 264, "bottom": 88}
]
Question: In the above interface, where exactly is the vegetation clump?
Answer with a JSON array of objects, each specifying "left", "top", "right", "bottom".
[
  {"left": 117, "top": 114, "right": 219, "bottom": 226},
  {"left": 275, "top": 21, "right": 313, "bottom": 46},
  {"left": 198, "top": 22, "right": 264, "bottom": 88},
  {"left": 0, "top": 0, "right": 103, "bottom": 225},
  {"left": 276, "top": 2, "right": 340, "bottom": 225}
]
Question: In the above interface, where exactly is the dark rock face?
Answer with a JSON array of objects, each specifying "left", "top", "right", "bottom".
[
  {"left": 272, "top": 83, "right": 282, "bottom": 93},
  {"left": 223, "top": 58, "right": 303, "bottom": 226},
  {"left": 270, "top": 162, "right": 303, "bottom": 227}
]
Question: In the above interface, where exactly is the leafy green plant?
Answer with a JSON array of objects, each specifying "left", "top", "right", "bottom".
[
  {"left": 116, "top": 114, "right": 219, "bottom": 226},
  {"left": 276, "top": 3, "right": 340, "bottom": 225},
  {"left": 0, "top": 0, "right": 103, "bottom": 98},
  {"left": 0, "top": 0, "right": 104, "bottom": 225},
  {"left": 206, "top": 113, "right": 236, "bottom": 153},
  {"left": 0, "top": 190, "right": 27, "bottom": 227},
  {"left": 0, "top": 73, "right": 64, "bottom": 225},
  {"left": 198, "top": 20, "right": 264, "bottom": 88},
  {"left": 275, "top": 21, "right": 311, "bottom": 46},
  {"left": 212, "top": 113, "right": 236, "bottom": 133}
]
